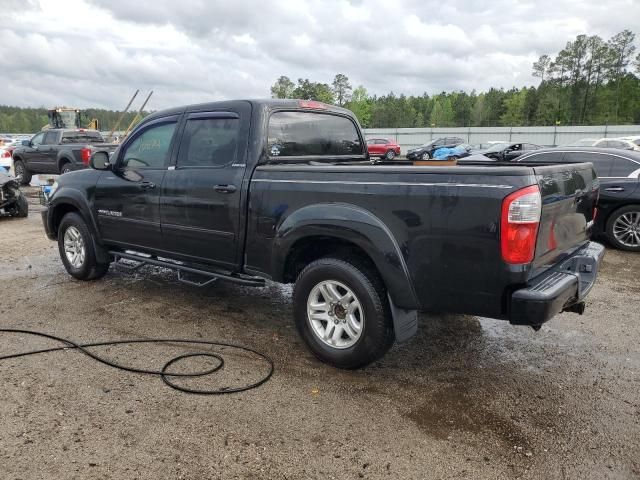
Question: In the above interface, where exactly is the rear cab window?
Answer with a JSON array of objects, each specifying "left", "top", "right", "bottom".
[
  {"left": 268, "top": 111, "right": 363, "bottom": 158},
  {"left": 61, "top": 131, "right": 104, "bottom": 144}
]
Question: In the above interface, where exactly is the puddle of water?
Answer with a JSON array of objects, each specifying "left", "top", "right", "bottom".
[{"left": 406, "top": 383, "right": 532, "bottom": 449}]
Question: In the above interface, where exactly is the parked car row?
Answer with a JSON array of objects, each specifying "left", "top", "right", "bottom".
[
  {"left": 564, "top": 136, "right": 640, "bottom": 151},
  {"left": 367, "top": 135, "right": 640, "bottom": 161}
]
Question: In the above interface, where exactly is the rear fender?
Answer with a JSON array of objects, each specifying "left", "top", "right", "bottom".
[{"left": 272, "top": 203, "right": 419, "bottom": 310}]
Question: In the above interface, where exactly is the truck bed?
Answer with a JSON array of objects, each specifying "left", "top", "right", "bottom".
[{"left": 246, "top": 162, "right": 597, "bottom": 319}]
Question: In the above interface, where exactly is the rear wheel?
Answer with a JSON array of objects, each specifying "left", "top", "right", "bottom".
[
  {"left": 385, "top": 149, "right": 396, "bottom": 160},
  {"left": 606, "top": 205, "right": 640, "bottom": 252},
  {"left": 58, "top": 212, "right": 111, "bottom": 280},
  {"left": 13, "top": 160, "right": 32, "bottom": 186},
  {"left": 293, "top": 256, "right": 394, "bottom": 369},
  {"left": 60, "top": 161, "right": 73, "bottom": 175}
]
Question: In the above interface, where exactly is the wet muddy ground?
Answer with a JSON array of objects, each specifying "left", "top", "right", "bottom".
[{"left": 0, "top": 191, "right": 639, "bottom": 479}]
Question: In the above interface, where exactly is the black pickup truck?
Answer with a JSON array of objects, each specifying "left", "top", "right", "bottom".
[
  {"left": 41, "top": 99, "right": 604, "bottom": 368},
  {"left": 12, "top": 129, "right": 118, "bottom": 185}
]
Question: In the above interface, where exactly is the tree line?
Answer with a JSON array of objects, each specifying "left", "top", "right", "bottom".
[
  {"left": 0, "top": 106, "right": 149, "bottom": 134},
  {"left": 270, "top": 29, "right": 640, "bottom": 128}
]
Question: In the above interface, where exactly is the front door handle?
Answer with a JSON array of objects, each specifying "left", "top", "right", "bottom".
[
  {"left": 214, "top": 184, "right": 237, "bottom": 193},
  {"left": 139, "top": 181, "right": 156, "bottom": 190},
  {"left": 605, "top": 187, "right": 625, "bottom": 192}
]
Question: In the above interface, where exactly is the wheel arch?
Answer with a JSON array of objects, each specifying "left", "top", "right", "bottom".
[
  {"left": 57, "top": 155, "right": 74, "bottom": 172},
  {"left": 49, "top": 190, "right": 98, "bottom": 240},
  {"left": 49, "top": 192, "right": 110, "bottom": 263},
  {"left": 273, "top": 203, "right": 419, "bottom": 310}
]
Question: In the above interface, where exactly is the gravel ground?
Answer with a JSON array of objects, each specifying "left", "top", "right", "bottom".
[{"left": 0, "top": 191, "right": 638, "bottom": 480}]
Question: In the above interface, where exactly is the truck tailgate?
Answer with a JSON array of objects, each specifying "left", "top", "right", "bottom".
[{"left": 531, "top": 162, "right": 598, "bottom": 276}]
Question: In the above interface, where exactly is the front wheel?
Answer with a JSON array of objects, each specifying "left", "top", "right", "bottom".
[
  {"left": 58, "top": 212, "right": 111, "bottom": 280},
  {"left": 606, "top": 205, "right": 640, "bottom": 252},
  {"left": 293, "top": 256, "right": 394, "bottom": 369},
  {"left": 13, "top": 160, "right": 32, "bottom": 186},
  {"left": 11, "top": 194, "right": 28, "bottom": 218},
  {"left": 421, "top": 152, "right": 431, "bottom": 160}
]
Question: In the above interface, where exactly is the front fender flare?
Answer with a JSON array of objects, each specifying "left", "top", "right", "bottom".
[
  {"left": 48, "top": 188, "right": 109, "bottom": 263},
  {"left": 272, "top": 203, "right": 419, "bottom": 310},
  {"left": 49, "top": 188, "right": 96, "bottom": 234}
]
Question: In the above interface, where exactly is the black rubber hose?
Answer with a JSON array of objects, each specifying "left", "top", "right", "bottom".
[{"left": 0, "top": 328, "right": 273, "bottom": 394}]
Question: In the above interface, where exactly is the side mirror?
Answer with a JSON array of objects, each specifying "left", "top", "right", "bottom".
[
  {"left": 21, "top": 140, "right": 30, "bottom": 147},
  {"left": 89, "top": 151, "right": 112, "bottom": 171}
]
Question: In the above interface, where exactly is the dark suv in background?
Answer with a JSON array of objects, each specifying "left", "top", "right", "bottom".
[
  {"left": 516, "top": 147, "right": 640, "bottom": 252},
  {"left": 406, "top": 137, "right": 465, "bottom": 160}
]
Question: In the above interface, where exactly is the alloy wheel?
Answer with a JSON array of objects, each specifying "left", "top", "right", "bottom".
[
  {"left": 307, "top": 280, "right": 364, "bottom": 349},
  {"left": 63, "top": 226, "right": 86, "bottom": 268},
  {"left": 613, "top": 211, "right": 640, "bottom": 248}
]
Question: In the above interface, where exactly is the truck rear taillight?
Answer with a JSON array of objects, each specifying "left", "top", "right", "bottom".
[
  {"left": 501, "top": 185, "right": 541, "bottom": 264},
  {"left": 80, "top": 147, "right": 92, "bottom": 165}
]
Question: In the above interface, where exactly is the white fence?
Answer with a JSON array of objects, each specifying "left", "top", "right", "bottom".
[{"left": 363, "top": 125, "right": 640, "bottom": 150}]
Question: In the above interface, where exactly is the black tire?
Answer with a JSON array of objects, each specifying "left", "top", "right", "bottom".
[
  {"left": 385, "top": 149, "right": 396, "bottom": 160},
  {"left": 58, "top": 212, "right": 110, "bottom": 280},
  {"left": 12, "top": 194, "right": 28, "bottom": 218},
  {"left": 293, "top": 256, "right": 394, "bottom": 369},
  {"left": 605, "top": 205, "right": 640, "bottom": 252},
  {"left": 60, "top": 161, "right": 73, "bottom": 175},
  {"left": 13, "top": 159, "right": 32, "bottom": 186}
]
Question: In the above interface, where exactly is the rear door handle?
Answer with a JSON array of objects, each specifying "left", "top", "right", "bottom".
[
  {"left": 605, "top": 187, "right": 625, "bottom": 192},
  {"left": 139, "top": 181, "right": 156, "bottom": 190},
  {"left": 214, "top": 184, "right": 237, "bottom": 193}
]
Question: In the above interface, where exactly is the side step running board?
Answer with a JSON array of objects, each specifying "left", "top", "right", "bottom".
[{"left": 109, "top": 251, "right": 265, "bottom": 287}]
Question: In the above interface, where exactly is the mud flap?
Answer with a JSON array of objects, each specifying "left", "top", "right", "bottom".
[{"left": 388, "top": 294, "right": 418, "bottom": 343}]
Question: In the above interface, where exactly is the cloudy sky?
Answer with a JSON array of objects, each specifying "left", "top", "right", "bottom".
[{"left": 0, "top": 0, "right": 637, "bottom": 110}]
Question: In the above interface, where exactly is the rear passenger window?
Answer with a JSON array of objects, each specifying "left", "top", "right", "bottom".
[
  {"left": 563, "top": 152, "right": 612, "bottom": 177},
  {"left": 178, "top": 117, "right": 240, "bottom": 167},
  {"left": 43, "top": 131, "right": 58, "bottom": 145},
  {"left": 122, "top": 122, "right": 177, "bottom": 169},
  {"left": 268, "top": 112, "right": 363, "bottom": 157},
  {"left": 517, "top": 152, "right": 563, "bottom": 163},
  {"left": 610, "top": 158, "right": 640, "bottom": 177}
]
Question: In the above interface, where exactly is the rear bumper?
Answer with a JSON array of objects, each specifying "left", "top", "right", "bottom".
[{"left": 509, "top": 242, "right": 605, "bottom": 327}]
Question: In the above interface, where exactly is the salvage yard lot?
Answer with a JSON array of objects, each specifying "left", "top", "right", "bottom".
[{"left": 1, "top": 193, "right": 639, "bottom": 479}]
